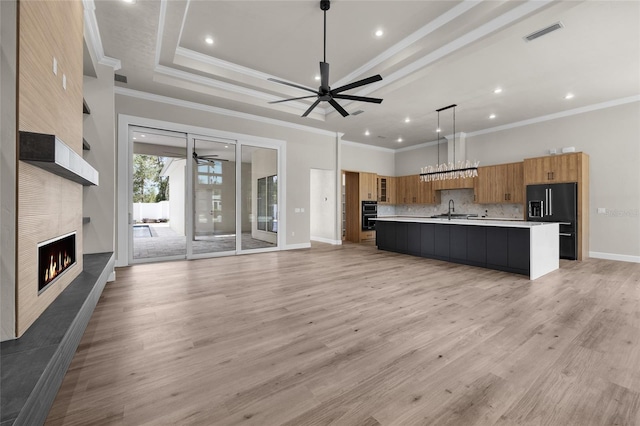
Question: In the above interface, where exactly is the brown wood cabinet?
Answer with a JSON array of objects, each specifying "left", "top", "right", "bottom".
[
  {"left": 523, "top": 152, "right": 582, "bottom": 184},
  {"left": 359, "top": 172, "right": 377, "bottom": 201},
  {"left": 396, "top": 175, "right": 439, "bottom": 205},
  {"left": 475, "top": 162, "right": 524, "bottom": 204},
  {"left": 377, "top": 176, "right": 396, "bottom": 204}
]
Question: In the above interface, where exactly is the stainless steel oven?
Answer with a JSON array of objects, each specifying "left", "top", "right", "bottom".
[{"left": 362, "top": 201, "right": 377, "bottom": 230}]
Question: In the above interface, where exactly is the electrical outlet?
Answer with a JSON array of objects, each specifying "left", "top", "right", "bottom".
[
  {"left": 597, "top": 208, "right": 606, "bottom": 214},
  {"left": 300, "top": 208, "right": 304, "bottom": 213},
  {"left": 53, "top": 57, "right": 57, "bottom": 75},
  {"left": 295, "top": 208, "right": 300, "bottom": 213}
]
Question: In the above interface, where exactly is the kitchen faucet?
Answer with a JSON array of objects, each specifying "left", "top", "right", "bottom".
[{"left": 448, "top": 199, "right": 455, "bottom": 220}]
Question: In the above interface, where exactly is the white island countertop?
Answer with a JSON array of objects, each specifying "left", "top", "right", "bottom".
[{"left": 374, "top": 216, "right": 552, "bottom": 228}]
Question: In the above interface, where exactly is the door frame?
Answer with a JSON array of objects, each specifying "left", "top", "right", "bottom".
[{"left": 117, "top": 114, "right": 287, "bottom": 267}]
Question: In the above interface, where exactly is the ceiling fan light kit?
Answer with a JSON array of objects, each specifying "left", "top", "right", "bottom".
[
  {"left": 420, "top": 104, "right": 479, "bottom": 182},
  {"left": 268, "top": 0, "right": 383, "bottom": 118}
]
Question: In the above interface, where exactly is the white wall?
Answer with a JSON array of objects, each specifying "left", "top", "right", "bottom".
[
  {"left": 310, "top": 169, "right": 337, "bottom": 243},
  {"left": 341, "top": 140, "right": 395, "bottom": 176},
  {"left": 82, "top": 63, "right": 116, "bottom": 254},
  {"left": 1, "top": 0, "right": 17, "bottom": 341},
  {"left": 115, "top": 92, "right": 337, "bottom": 252}
]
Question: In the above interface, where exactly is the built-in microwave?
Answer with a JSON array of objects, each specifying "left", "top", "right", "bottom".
[{"left": 362, "top": 201, "right": 377, "bottom": 230}]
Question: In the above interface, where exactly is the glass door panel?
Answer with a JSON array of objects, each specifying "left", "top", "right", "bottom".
[
  {"left": 190, "top": 137, "right": 236, "bottom": 256},
  {"left": 130, "top": 126, "right": 187, "bottom": 262},
  {"left": 240, "top": 145, "right": 278, "bottom": 251}
]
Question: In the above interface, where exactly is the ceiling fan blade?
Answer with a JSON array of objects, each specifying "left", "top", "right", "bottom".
[
  {"left": 268, "top": 78, "right": 318, "bottom": 95},
  {"left": 328, "top": 98, "right": 349, "bottom": 117},
  {"left": 330, "top": 74, "right": 383, "bottom": 95},
  {"left": 333, "top": 94, "right": 383, "bottom": 104},
  {"left": 302, "top": 99, "right": 321, "bottom": 117},
  {"left": 269, "top": 95, "right": 318, "bottom": 104},
  {"left": 320, "top": 62, "right": 330, "bottom": 91}
]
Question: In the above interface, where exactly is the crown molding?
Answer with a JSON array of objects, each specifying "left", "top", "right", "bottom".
[
  {"left": 465, "top": 95, "right": 640, "bottom": 138},
  {"left": 114, "top": 87, "right": 338, "bottom": 138},
  {"left": 82, "top": 0, "right": 121, "bottom": 71},
  {"left": 332, "top": 0, "right": 481, "bottom": 89},
  {"left": 354, "top": 0, "right": 554, "bottom": 98},
  {"left": 176, "top": 47, "right": 276, "bottom": 82}
]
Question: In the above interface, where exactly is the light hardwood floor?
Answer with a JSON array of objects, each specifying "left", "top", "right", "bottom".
[{"left": 46, "top": 243, "right": 640, "bottom": 425}]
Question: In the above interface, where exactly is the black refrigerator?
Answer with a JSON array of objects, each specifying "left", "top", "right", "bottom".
[{"left": 526, "top": 182, "right": 577, "bottom": 260}]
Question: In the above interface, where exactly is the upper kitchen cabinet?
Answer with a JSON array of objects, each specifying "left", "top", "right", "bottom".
[
  {"left": 359, "top": 172, "right": 377, "bottom": 201},
  {"left": 397, "top": 175, "right": 439, "bottom": 205},
  {"left": 524, "top": 152, "right": 586, "bottom": 184},
  {"left": 377, "top": 176, "right": 396, "bottom": 205},
  {"left": 475, "top": 162, "right": 524, "bottom": 204}
]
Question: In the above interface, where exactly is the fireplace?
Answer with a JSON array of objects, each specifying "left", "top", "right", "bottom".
[{"left": 38, "top": 232, "right": 76, "bottom": 293}]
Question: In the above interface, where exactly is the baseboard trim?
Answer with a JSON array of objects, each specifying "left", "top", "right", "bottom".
[
  {"left": 589, "top": 251, "right": 640, "bottom": 263},
  {"left": 310, "top": 236, "right": 343, "bottom": 245},
  {"left": 284, "top": 243, "right": 312, "bottom": 250}
]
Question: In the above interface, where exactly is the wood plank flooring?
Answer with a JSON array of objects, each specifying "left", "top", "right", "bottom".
[{"left": 45, "top": 243, "right": 640, "bottom": 425}]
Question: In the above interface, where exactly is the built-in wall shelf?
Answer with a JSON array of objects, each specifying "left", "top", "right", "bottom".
[
  {"left": 82, "top": 98, "right": 90, "bottom": 115},
  {"left": 82, "top": 217, "right": 90, "bottom": 224},
  {"left": 19, "top": 131, "right": 99, "bottom": 186},
  {"left": 82, "top": 138, "right": 90, "bottom": 151}
]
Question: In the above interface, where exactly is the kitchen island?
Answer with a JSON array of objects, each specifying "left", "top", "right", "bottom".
[{"left": 375, "top": 216, "right": 559, "bottom": 280}]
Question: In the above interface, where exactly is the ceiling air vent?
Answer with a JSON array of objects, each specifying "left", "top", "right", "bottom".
[
  {"left": 352, "top": 110, "right": 364, "bottom": 116},
  {"left": 524, "top": 22, "right": 563, "bottom": 42},
  {"left": 377, "top": 135, "right": 387, "bottom": 139},
  {"left": 114, "top": 73, "right": 128, "bottom": 83}
]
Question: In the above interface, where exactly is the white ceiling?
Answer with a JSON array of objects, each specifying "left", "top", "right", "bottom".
[{"left": 94, "top": 0, "right": 640, "bottom": 149}]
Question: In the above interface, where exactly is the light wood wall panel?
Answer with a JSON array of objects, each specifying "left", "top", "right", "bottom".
[{"left": 17, "top": 0, "right": 84, "bottom": 337}]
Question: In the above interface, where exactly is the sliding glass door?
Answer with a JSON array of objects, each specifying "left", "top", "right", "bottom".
[
  {"left": 128, "top": 126, "right": 281, "bottom": 263},
  {"left": 188, "top": 136, "right": 237, "bottom": 257}
]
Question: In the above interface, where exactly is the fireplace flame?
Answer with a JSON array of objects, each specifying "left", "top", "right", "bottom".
[{"left": 43, "top": 250, "right": 72, "bottom": 284}]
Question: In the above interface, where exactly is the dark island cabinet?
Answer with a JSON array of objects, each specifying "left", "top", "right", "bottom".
[{"left": 376, "top": 220, "right": 530, "bottom": 276}]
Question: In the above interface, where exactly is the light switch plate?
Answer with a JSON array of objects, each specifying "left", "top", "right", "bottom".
[{"left": 597, "top": 208, "right": 606, "bottom": 214}]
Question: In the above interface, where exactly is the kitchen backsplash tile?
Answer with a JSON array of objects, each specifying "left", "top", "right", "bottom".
[{"left": 379, "top": 189, "right": 523, "bottom": 219}]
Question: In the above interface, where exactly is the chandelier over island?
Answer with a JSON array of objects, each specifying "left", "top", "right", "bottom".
[{"left": 419, "top": 104, "right": 479, "bottom": 182}]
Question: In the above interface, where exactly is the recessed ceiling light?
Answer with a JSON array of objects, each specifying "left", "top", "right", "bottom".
[
  {"left": 224, "top": 145, "right": 229, "bottom": 148},
  {"left": 397, "top": 137, "right": 403, "bottom": 143},
  {"left": 404, "top": 117, "right": 410, "bottom": 123},
  {"left": 205, "top": 36, "right": 214, "bottom": 45},
  {"left": 489, "top": 114, "right": 496, "bottom": 119},
  {"left": 564, "top": 93, "right": 574, "bottom": 100},
  {"left": 375, "top": 29, "right": 384, "bottom": 37},
  {"left": 133, "top": 137, "right": 137, "bottom": 140},
  {"left": 141, "top": 134, "right": 146, "bottom": 137},
  {"left": 494, "top": 87, "right": 502, "bottom": 94},
  {"left": 364, "top": 130, "right": 370, "bottom": 136},
  {"left": 314, "top": 75, "right": 321, "bottom": 81},
  {"left": 122, "top": 0, "right": 136, "bottom": 4},
  {"left": 436, "top": 128, "right": 441, "bottom": 133}
]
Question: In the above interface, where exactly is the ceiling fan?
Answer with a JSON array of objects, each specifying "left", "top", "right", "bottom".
[{"left": 268, "top": 0, "right": 383, "bottom": 118}]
